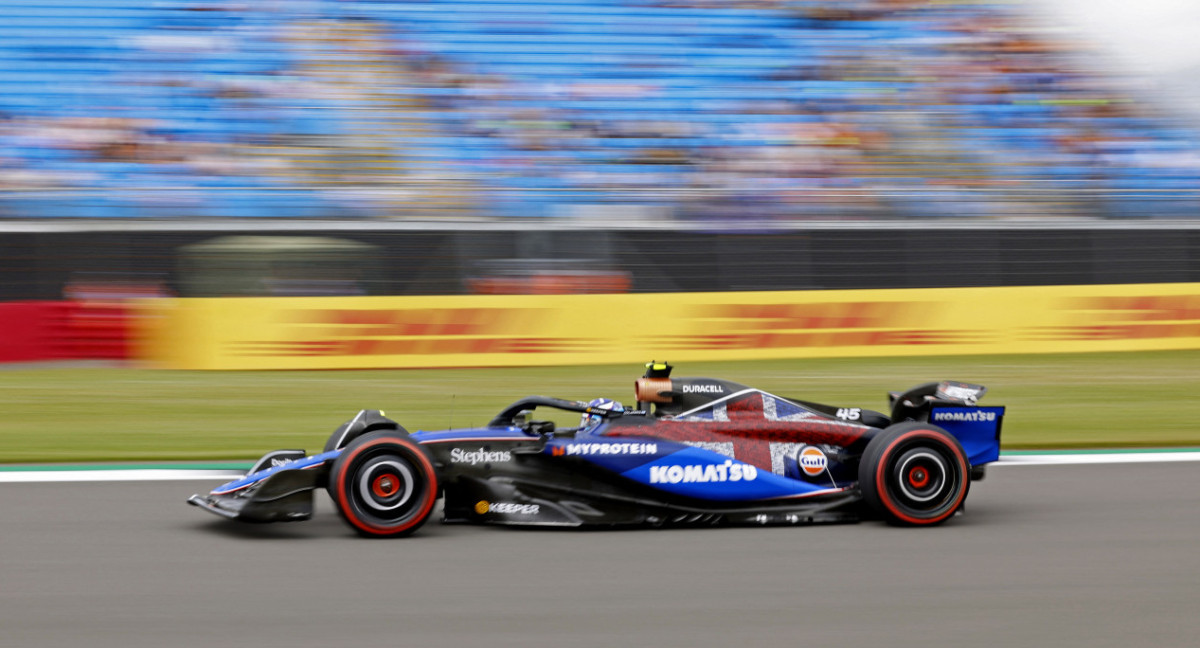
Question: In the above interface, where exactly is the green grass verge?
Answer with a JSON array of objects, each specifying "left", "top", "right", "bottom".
[{"left": 3, "top": 351, "right": 1199, "bottom": 463}]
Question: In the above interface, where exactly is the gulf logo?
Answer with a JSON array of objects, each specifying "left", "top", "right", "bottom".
[{"left": 797, "top": 446, "right": 828, "bottom": 477}]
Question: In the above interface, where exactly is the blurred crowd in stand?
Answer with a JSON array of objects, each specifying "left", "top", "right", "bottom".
[{"left": 1, "top": 0, "right": 1198, "bottom": 221}]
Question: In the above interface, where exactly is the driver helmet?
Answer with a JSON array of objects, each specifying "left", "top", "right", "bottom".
[{"left": 578, "top": 397, "right": 624, "bottom": 433}]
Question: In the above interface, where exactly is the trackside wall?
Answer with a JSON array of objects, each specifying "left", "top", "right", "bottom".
[
  {"left": 135, "top": 283, "right": 1200, "bottom": 369},
  {"left": 0, "top": 301, "right": 132, "bottom": 362}
]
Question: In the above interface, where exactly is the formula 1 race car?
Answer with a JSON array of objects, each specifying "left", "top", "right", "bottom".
[{"left": 189, "top": 362, "right": 1004, "bottom": 537}]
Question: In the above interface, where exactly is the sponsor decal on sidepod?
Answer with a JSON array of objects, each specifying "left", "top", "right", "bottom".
[
  {"left": 649, "top": 461, "right": 758, "bottom": 485},
  {"left": 796, "top": 445, "right": 828, "bottom": 477},
  {"left": 558, "top": 442, "right": 659, "bottom": 456},
  {"left": 450, "top": 448, "right": 513, "bottom": 465}
]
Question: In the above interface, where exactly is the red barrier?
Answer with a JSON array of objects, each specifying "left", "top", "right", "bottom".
[
  {"left": 62, "top": 301, "right": 131, "bottom": 359},
  {"left": 0, "top": 302, "right": 51, "bottom": 362},
  {"left": 0, "top": 301, "right": 132, "bottom": 362}
]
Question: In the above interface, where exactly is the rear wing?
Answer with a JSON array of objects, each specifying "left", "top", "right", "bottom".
[
  {"left": 928, "top": 403, "right": 1004, "bottom": 467},
  {"left": 890, "top": 381, "right": 1003, "bottom": 467}
]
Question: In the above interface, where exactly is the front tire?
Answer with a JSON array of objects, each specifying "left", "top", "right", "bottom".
[
  {"left": 859, "top": 422, "right": 969, "bottom": 526},
  {"left": 328, "top": 431, "right": 439, "bottom": 538}
]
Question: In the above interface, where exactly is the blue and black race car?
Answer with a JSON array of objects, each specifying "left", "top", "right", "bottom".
[{"left": 189, "top": 362, "right": 1004, "bottom": 537}]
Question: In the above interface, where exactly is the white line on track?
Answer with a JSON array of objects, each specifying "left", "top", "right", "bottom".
[
  {"left": 1, "top": 452, "right": 1199, "bottom": 483},
  {"left": 995, "top": 452, "right": 1200, "bottom": 466},
  {"left": 0, "top": 470, "right": 243, "bottom": 484}
]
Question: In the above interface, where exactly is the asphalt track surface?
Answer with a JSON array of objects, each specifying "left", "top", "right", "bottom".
[{"left": 3, "top": 462, "right": 1198, "bottom": 648}]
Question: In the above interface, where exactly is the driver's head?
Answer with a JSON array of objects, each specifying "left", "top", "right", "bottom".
[{"left": 579, "top": 397, "right": 624, "bottom": 433}]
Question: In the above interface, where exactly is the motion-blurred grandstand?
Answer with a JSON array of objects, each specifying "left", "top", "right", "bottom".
[{"left": 1, "top": 0, "right": 1198, "bottom": 221}]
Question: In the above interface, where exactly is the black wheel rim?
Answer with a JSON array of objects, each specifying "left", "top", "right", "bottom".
[
  {"left": 346, "top": 451, "right": 426, "bottom": 527},
  {"left": 885, "top": 442, "right": 961, "bottom": 517}
]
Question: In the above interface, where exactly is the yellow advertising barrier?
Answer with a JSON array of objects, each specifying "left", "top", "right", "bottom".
[{"left": 135, "top": 283, "right": 1200, "bottom": 370}]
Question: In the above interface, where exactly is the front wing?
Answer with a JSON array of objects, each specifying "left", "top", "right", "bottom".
[{"left": 187, "top": 451, "right": 336, "bottom": 523}]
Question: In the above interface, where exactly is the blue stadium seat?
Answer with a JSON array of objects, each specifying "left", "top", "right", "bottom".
[{"left": 0, "top": 0, "right": 1197, "bottom": 219}]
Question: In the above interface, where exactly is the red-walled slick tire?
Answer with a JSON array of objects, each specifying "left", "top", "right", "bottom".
[
  {"left": 859, "top": 422, "right": 969, "bottom": 526},
  {"left": 328, "top": 431, "right": 439, "bottom": 538}
]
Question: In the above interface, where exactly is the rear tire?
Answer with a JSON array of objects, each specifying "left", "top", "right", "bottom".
[
  {"left": 328, "top": 431, "right": 438, "bottom": 538},
  {"left": 859, "top": 422, "right": 969, "bottom": 526}
]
